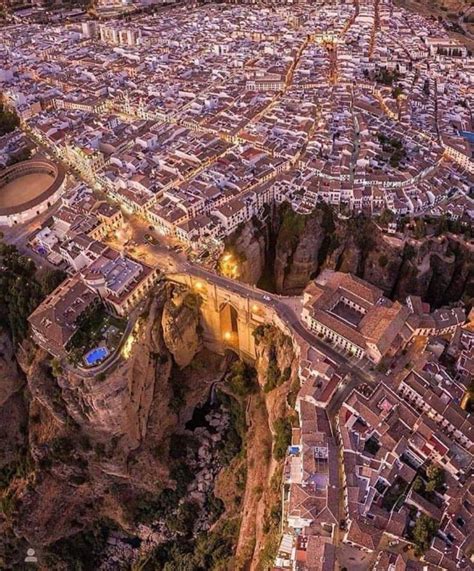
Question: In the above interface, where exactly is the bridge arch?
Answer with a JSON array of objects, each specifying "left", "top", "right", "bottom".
[{"left": 219, "top": 301, "right": 240, "bottom": 350}]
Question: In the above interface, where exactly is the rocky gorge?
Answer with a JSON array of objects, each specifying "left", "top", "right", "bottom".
[
  {"left": 0, "top": 270, "right": 299, "bottom": 570},
  {"left": 223, "top": 203, "right": 473, "bottom": 309}
]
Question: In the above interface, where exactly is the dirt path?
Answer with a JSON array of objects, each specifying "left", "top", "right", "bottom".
[{"left": 235, "top": 392, "right": 273, "bottom": 570}]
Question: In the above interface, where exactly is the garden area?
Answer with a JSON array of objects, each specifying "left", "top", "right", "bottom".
[
  {"left": 66, "top": 303, "right": 127, "bottom": 367},
  {"left": 377, "top": 133, "right": 407, "bottom": 169},
  {"left": 382, "top": 476, "right": 409, "bottom": 511}
]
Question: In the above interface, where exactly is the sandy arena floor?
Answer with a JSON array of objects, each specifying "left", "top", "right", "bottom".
[{"left": 0, "top": 173, "right": 55, "bottom": 209}]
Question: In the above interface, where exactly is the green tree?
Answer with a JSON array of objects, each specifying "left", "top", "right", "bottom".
[
  {"left": 37, "top": 269, "right": 67, "bottom": 297},
  {"left": 412, "top": 514, "right": 438, "bottom": 554},
  {"left": 412, "top": 476, "right": 425, "bottom": 493},
  {"left": 425, "top": 464, "right": 444, "bottom": 492},
  {"left": 167, "top": 501, "right": 200, "bottom": 536},
  {"left": 273, "top": 417, "right": 292, "bottom": 460},
  {"left": 392, "top": 85, "right": 403, "bottom": 98},
  {"left": 0, "top": 103, "right": 19, "bottom": 137},
  {"left": 227, "top": 360, "right": 257, "bottom": 397},
  {"left": 0, "top": 242, "right": 45, "bottom": 344}
]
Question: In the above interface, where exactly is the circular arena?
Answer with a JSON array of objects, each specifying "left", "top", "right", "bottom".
[{"left": 0, "top": 157, "right": 66, "bottom": 227}]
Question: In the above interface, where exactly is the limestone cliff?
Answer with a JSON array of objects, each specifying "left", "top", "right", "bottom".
[
  {"left": 0, "top": 330, "right": 28, "bottom": 471},
  {"left": 0, "top": 282, "right": 209, "bottom": 562},
  {"left": 235, "top": 324, "right": 299, "bottom": 570},
  {"left": 222, "top": 216, "right": 267, "bottom": 285},
  {"left": 225, "top": 204, "right": 473, "bottom": 308},
  {"left": 273, "top": 204, "right": 334, "bottom": 294},
  {"left": 161, "top": 284, "right": 202, "bottom": 368}
]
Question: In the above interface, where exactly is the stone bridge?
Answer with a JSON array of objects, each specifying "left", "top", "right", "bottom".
[
  {"left": 168, "top": 271, "right": 276, "bottom": 361},
  {"left": 168, "top": 267, "right": 375, "bottom": 388}
]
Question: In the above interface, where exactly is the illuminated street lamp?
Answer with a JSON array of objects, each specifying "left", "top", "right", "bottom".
[
  {"left": 195, "top": 281, "right": 203, "bottom": 290},
  {"left": 224, "top": 331, "right": 232, "bottom": 341}
]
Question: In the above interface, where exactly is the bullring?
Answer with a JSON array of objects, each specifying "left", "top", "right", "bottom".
[{"left": 0, "top": 157, "right": 66, "bottom": 226}]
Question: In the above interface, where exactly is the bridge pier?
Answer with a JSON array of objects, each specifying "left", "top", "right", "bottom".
[{"left": 167, "top": 273, "right": 261, "bottom": 361}]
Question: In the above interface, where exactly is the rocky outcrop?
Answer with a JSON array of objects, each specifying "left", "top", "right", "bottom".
[
  {"left": 236, "top": 324, "right": 298, "bottom": 570},
  {"left": 253, "top": 324, "right": 298, "bottom": 393},
  {"left": 273, "top": 204, "right": 334, "bottom": 294},
  {"left": 226, "top": 204, "right": 473, "bottom": 308},
  {"left": 393, "top": 237, "right": 473, "bottom": 307},
  {"left": 2, "top": 283, "right": 211, "bottom": 555},
  {"left": 2, "top": 291, "right": 171, "bottom": 549},
  {"left": 223, "top": 217, "right": 267, "bottom": 285},
  {"left": 0, "top": 330, "right": 28, "bottom": 469},
  {"left": 162, "top": 285, "right": 202, "bottom": 368},
  {"left": 58, "top": 293, "right": 173, "bottom": 454}
]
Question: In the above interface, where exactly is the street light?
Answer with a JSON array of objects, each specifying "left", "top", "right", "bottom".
[{"left": 224, "top": 331, "right": 232, "bottom": 341}]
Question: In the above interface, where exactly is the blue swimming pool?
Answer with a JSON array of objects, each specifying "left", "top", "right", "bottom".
[{"left": 84, "top": 346, "right": 109, "bottom": 366}]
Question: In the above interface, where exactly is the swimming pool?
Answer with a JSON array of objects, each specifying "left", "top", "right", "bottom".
[{"left": 84, "top": 346, "right": 109, "bottom": 367}]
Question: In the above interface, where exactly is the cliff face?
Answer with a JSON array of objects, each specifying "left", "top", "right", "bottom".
[
  {"left": 161, "top": 285, "right": 202, "bottom": 368},
  {"left": 0, "top": 331, "right": 28, "bottom": 471},
  {"left": 273, "top": 205, "right": 333, "bottom": 294},
  {"left": 222, "top": 216, "right": 267, "bottom": 285},
  {"left": 224, "top": 204, "right": 473, "bottom": 308},
  {"left": 60, "top": 292, "right": 174, "bottom": 454},
  {"left": 0, "top": 282, "right": 207, "bottom": 558},
  {"left": 236, "top": 324, "right": 299, "bottom": 570}
]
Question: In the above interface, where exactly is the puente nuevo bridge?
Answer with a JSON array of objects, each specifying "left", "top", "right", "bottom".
[
  {"left": 170, "top": 271, "right": 285, "bottom": 362},
  {"left": 168, "top": 267, "right": 375, "bottom": 389}
]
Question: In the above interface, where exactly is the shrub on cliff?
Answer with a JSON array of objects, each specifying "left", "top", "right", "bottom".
[
  {"left": 252, "top": 324, "right": 270, "bottom": 345},
  {"left": 44, "top": 521, "right": 112, "bottom": 570},
  {"left": 218, "top": 391, "right": 245, "bottom": 466},
  {"left": 273, "top": 417, "right": 292, "bottom": 460},
  {"left": 227, "top": 360, "right": 257, "bottom": 397},
  {"left": 147, "top": 521, "right": 237, "bottom": 570},
  {"left": 277, "top": 203, "right": 306, "bottom": 250},
  {"left": 264, "top": 346, "right": 291, "bottom": 392}
]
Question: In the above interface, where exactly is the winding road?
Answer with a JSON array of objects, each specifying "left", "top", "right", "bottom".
[
  {"left": 176, "top": 260, "right": 377, "bottom": 388},
  {"left": 114, "top": 214, "right": 378, "bottom": 391}
]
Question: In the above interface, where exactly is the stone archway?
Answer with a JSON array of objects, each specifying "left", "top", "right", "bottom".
[{"left": 219, "top": 302, "right": 240, "bottom": 351}]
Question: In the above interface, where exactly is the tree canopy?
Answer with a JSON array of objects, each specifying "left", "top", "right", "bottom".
[
  {"left": 0, "top": 242, "right": 65, "bottom": 345},
  {"left": 412, "top": 514, "right": 438, "bottom": 554},
  {"left": 0, "top": 103, "right": 19, "bottom": 137}
]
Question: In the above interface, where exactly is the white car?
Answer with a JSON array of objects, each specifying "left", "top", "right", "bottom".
[{"left": 263, "top": 295, "right": 271, "bottom": 301}]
